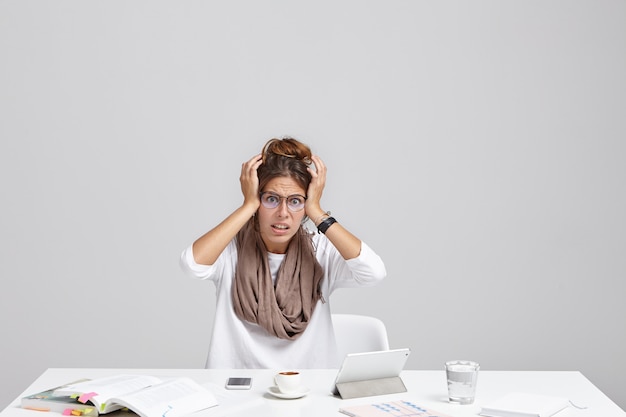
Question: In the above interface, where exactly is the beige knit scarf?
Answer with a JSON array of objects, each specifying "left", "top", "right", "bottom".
[{"left": 232, "top": 218, "right": 324, "bottom": 340}]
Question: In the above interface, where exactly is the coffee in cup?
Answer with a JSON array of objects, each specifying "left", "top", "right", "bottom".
[{"left": 274, "top": 371, "right": 301, "bottom": 394}]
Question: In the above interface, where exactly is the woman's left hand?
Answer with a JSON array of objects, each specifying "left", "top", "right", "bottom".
[
  {"left": 305, "top": 155, "right": 327, "bottom": 220},
  {"left": 305, "top": 154, "right": 362, "bottom": 259}
]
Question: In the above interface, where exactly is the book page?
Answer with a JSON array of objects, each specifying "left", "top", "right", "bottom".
[
  {"left": 111, "top": 378, "right": 218, "bottom": 417},
  {"left": 54, "top": 375, "right": 163, "bottom": 411}
]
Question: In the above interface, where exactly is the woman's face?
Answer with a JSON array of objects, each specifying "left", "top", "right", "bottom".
[{"left": 257, "top": 176, "right": 307, "bottom": 254}]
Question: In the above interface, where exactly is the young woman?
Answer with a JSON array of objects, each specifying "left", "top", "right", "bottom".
[{"left": 180, "top": 137, "right": 386, "bottom": 368}]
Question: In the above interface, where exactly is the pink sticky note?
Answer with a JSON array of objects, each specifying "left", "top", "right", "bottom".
[
  {"left": 63, "top": 409, "right": 72, "bottom": 416},
  {"left": 78, "top": 392, "right": 97, "bottom": 404}
]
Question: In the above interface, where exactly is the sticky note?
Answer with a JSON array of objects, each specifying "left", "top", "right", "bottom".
[
  {"left": 78, "top": 392, "right": 97, "bottom": 404},
  {"left": 63, "top": 409, "right": 72, "bottom": 416},
  {"left": 71, "top": 410, "right": 83, "bottom": 416}
]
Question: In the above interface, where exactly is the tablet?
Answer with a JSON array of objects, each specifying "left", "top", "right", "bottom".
[{"left": 331, "top": 348, "right": 411, "bottom": 395}]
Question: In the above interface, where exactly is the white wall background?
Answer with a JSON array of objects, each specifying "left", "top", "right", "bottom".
[{"left": 1, "top": 0, "right": 625, "bottom": 411}]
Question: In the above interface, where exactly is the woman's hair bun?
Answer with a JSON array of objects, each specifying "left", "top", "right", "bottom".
[{"left": 262, "top": 137, "right": 312, "bottom": 165}]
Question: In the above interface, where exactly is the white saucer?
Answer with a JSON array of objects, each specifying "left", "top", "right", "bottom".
[{"left": 267, "top": 385, "right": 310, "bottom": 399}]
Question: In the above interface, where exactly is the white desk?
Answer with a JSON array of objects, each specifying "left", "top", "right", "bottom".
[{"left": 2, "top": 368, "right": 624, "bottom": 417}]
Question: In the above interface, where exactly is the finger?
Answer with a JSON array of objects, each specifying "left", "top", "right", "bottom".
[
  {"left": 307, "top": 165, "right": 319, "bottom": 179},
  {"left": 312, "top": 154, "right": 325, "bottom": 167},
  {"left": 244, "top": 153, "right": 262, "bottom": 168},
  {"left": 312, "top": 155, "right": 326, "bottom": 175},
  {"left": 311, "top": 156, "right": 327, "bottom": 181},
  {"left": 242, "top": 154, "right": 262, "bottom": 175}
]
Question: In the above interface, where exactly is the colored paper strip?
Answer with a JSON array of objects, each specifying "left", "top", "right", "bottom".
[{"left": 78, "top": 392, "right": 97, "bottom": 404}]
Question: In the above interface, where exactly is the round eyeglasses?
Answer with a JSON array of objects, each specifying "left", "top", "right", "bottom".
[{"left": 260, "top": 192, "right": 307, "bottom": 212}]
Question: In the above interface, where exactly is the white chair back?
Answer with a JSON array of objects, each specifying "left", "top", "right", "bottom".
[{"left": 332, "top": 313, "right": 390, "bottom": 363}]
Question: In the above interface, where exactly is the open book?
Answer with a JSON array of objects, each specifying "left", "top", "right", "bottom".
[{"left": 52, "top": 374, "right": 218, "bottom": 417}]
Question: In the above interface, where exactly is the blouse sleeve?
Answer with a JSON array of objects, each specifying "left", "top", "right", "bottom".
[
  {"left": 179, "top": 239, "right": 237, "bottom": 281},
  {"left": 315, "top": 234, "right": 387, "bottom": 292}
]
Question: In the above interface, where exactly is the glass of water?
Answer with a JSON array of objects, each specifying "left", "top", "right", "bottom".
[{"left": 445, "top": 360, "right": 480, "bottom": 404}]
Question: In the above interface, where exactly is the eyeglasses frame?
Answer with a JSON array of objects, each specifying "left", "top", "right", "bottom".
[{"left": 259, "top": 191, "right": 307, "bottom": 212}]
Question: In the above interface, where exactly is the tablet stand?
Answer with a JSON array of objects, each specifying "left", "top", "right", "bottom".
[{"left": 335, "top": 376, "right": 407, "bottom": 399}]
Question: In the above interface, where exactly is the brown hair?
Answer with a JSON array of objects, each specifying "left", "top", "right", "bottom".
[{"left": 258, "top": 137, "right": 312, "bottom": 194}]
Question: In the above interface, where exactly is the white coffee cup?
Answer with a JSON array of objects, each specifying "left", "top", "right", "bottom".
[{"left": 274, "top": 371, "right": 301, "bottom": 394}]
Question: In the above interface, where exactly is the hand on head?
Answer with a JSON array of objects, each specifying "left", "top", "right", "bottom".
[
  {"left": 305, "top": 155, "right": 327, "bottom": 218},
  {"left": 240, "top": 153, "right": 263, "bottom": 209}
]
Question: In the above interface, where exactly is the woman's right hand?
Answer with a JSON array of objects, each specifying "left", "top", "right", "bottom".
[
  {"left": 191, "top": 153, "right": 263, "bottom": 265},
  {"left": 240, "top": 153, "right": 263, "bottom": 209}
]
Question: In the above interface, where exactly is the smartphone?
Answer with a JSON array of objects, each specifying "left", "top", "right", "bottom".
[{"left": 225, "top": 377, "right": 252, "bottom": 390}]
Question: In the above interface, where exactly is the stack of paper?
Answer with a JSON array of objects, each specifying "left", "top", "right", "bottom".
[{"left": 479, "top": 392, "right": 570, "bottom": 417}]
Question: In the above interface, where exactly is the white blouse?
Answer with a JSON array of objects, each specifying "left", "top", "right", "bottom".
[{"left": 179, "top": 232, "right": 386, "bottom": 369}]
